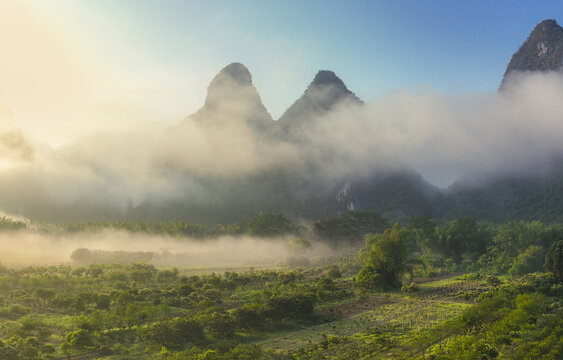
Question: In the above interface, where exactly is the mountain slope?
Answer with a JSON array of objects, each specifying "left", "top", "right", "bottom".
[
  {"left": 446, "top": 169, "right": 563, "bottom": 223},
  {"left": 333, "top": 171, "right": 446, "bottom": 219}
]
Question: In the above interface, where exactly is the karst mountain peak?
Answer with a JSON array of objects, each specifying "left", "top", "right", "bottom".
[
  {"left": 276, "top": 69, "right": 363, "bottom": 136},
  {"left": 500, "top": 18, "right": 563, "bottom": 90},
  {"left": 186, "top": 63, "right": 363, "bottom": 136}
]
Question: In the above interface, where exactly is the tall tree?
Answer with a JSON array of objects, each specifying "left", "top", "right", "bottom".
[
  {"left": 357, "top": 224, "right": 411, "bottom": 288},
  {"left": 544, "top": 240, "right": 563, "bottom": 283}
]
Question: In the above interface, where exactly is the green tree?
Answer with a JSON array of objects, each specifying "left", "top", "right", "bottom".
[
  {"left": 264, "top": 294, "right": 315, "bottom": 322},
  {"left": 34, "top": 288, "right": 56, "bottom": 306},
  {"left": 326, "top": 266, "right": 342, "bottom": 279},
  {"left": 246, "top": 213, "right": 296, "bottom": 237},
  {"left": 438, "top": 216, "right": 488, "bottom": 262},
  {"left": 65, "top": 329, "right": 94, "bottom": 351},
  {"left": 199, "top": 350, "right": 220, "bottom": 360},
  {"left": 358, "top": 224, "right": 411, "bottom": 288},
  {"left": 59, "top": 341, "right": 72, "bottom": 359},
  {"left": 316, "top": 277, "right": 337, "bottom": 300},
  {"left": 508, "top": 245, "right": 546, "bottom": 276},
  {"left": 408, "top": 214, "right": 438, "bottom": 254},
  {"left": 314, "top": 210, "right": 388, "bottom": 244},
  {"left": 286, "top": 238, "right": 311, "bottom": 255},
  {"left": 41, "top": 343, "right": 56, "bottom": 357},
  {"left": 224, "top": 344, "right": 262, "bottom": 360},
  {"left": 71, "top": 248, "right": 92, "bottom": 263},
  {"left": 157, "top": 268, "right": 179, "bottom": 283},
  {"left": 19, "top": 337, "right": 40, "bottom": 360},
  {"left": 544, "top": 240, "right": 563, "bottom": 282},
  {"left": 0, "top": 216, "right": 26, "bottom": 231},
  {"left": 355, "top": 265, "right": 383, "bottom": 291},
  {"left": 141, "top": 318, "right": 204, "bottom": 348},
  {"left": 205, "top": 312, "right": 236, "bottom": 339},
  {"left": 232, "top": 306, "right": 262, "bottom": 331}
]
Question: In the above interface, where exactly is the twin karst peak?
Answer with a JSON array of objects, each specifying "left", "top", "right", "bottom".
[{"left": 189, "top": 63, "right": 362, "bottom": 135}]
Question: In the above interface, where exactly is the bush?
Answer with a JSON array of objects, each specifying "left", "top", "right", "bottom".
[
  {"left": 246, "top": 213, "right": 297, "bottom": 237},
  {"left": 204, "top": 312, "right": 236, "bottom": 339},
  {"left": 355, "top": 265, "right": 383, "bottom": 292},
  {"left": 401, "top": 282, "right": 419, "bottom": 293},
  {"left": 71, "top": 248, "right": 92, "bottom": 263},
  {"left": 65, "top": 329, "right": 94, "bottom": 350},
  {"left": 141, "top": 318, "right": 204, "bottom": 348},
  {"left": 508, "top": 245, "right": 545, "bottom": 277},
  {"left": 325, "top": 266, "right": 342, "bottom": 279},
  {"left": 224, "top": 344, "right": 262, "bottom": 359},
  {"left": 263, "top": 294, "right": 315, "bottom": 322},
  {"left": 232, "top": 306, "right": 262, "bottom": 331},
  {"left": 486, "top": 275, "right": 501, "bottom": 286}
]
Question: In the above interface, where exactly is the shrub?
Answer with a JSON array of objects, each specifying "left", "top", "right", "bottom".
[
  {"left": 355, "top": 265, "right": 383, "bottom": 292},
  {"left": 401, "top": 282, "right": 419, "bottom": 293}
]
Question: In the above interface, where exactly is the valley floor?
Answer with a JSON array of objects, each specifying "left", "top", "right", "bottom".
[{"left": 0, "top": 262, "right": 560, "bottom": 360}]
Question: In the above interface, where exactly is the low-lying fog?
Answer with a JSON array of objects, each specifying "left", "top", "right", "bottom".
[
  {"left": 0, "top": 71, "right": 562, "bottom": 224},
  {"left": 1, "top": 72, "right": 562, "bottom": 196},
  {"left": 0, "top": 229, "right": 336, "bottom": 268}
]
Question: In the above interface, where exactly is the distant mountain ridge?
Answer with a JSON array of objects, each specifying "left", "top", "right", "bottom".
[
  {"left": 144, "top": 63, "right": 440, "bottom": 223},
  {"left": 156, "top": 17, "right": 563, "bottom": 224},
  {"left": 6, "top": 19, "right": 563, "bottom": 225}
]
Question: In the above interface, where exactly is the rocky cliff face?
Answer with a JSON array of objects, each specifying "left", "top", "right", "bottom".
[{"left": 500, "top": 19, "right": 563, "bottom": 89}]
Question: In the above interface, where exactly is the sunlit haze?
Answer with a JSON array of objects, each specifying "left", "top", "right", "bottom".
[
  {"left": 1, "top": 1, "right": 563, "bottom": 219},
  {"left": 1, "top": 3, "right": 562, "bottom": 358},
  {"left": 3, "top": 1, "right": 562, "bottom": 145}
]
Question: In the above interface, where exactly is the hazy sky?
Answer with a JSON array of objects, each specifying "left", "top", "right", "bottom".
[
  {"left": 0, "top": 0, "right": 563, "bottom": 220},
  {"left": 2, "top": 0, "right": 562, "bottom": 145}
]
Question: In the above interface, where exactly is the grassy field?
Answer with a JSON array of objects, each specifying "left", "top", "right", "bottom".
[
  {"left": 256, "top": 276, "right": 479, "bottom": 356},
  {"left": 1, "top": 255, "right": 558, "bottom": 360}
]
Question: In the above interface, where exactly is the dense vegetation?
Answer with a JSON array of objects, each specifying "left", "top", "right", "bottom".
[
  {"left": 26, "top": 212, "right": 301, "bottom": 239},
  {"left": 0, "top": 211, "right": 561, "bottom": 359}
]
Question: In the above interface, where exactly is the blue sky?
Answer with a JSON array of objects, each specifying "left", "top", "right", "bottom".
[
  {"left": 6, "top": 0, "right": 563, "bottom": 143},
  {"left": 79, "top": 0, "right": 562, "bottom": 113}
]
